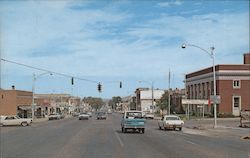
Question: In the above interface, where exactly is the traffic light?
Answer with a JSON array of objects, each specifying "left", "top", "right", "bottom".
[
  {"left": 98, "top": 83, "right": 102, "bottom": 93},
  {"left": 119, "top": 81, "right": 122, "bottom": 88},
  {"left": 71, "top": 77, "right": 74, "bottom": 85}
]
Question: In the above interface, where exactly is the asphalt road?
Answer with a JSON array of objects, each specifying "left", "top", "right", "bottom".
[{"left": 0, "top": 113, "right": 249, "bottom": 158}]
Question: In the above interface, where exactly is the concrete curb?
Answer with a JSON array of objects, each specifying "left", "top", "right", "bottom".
[{"left": 33, "top": 118, "right": 48, "bottom": 123}]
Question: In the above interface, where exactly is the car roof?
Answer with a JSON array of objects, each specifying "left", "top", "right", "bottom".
[{"left": 125, "top": 111, "right": 142, "bottom": 113}]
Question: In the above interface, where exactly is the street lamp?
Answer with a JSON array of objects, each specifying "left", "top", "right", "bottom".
[
  {"left": 139, "top": 80, "right": 154, "bottom": 113},
  {"left": 181, "top": 43, "right": 217, "bottom": 128},
  {"left": 32, "top": 72, "right": 52, "bottom": 120}
]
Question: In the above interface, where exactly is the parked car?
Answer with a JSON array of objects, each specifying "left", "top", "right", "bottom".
[
  {"left": 107, "top": 109, "right": 112, "bottom": 114},
  {"left": 87, "top": 112, "right": 92, "bottom": 117},
  {"left": 158, "top": 115, "right": 184, "bottom": 131},
  {"left": 96, "top": 112, "right": 107, "bottom": 120},
  {"left": 121, "top": 111, "right": 146, "bottom": 133},
  {"left": 79, "top": 113, "right": 89, "bottom": 120},
  {"left": 144, "top": 113, "right": 154, "bottom": 119},
  {"left": 0, "top": 115, "right": 32, "bottom": 127},
  {"left": 72, "top": 112, "right": 80, "bottom": 117},
  {"left": 48, "top": 113, "right": 61, "bottom": 120}
]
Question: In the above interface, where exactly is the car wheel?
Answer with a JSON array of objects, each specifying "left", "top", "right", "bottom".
[
  {"left": 159, "top": 126, "right": 162, "bottom": 130},
  {"left": 142, "top": 129, "right": 145, "bottom": 134},
  {"left": 21, "top": 122, "right": 28, "bottom": 127},
  {"left": 179, "top": 127, "right": 182, "bottom": 131},
  {"left": 121, "top": 127, "right": 124, "bottom": 132},
  {"left": 124, "top": 128, "right": 127, "bottom": 133}
]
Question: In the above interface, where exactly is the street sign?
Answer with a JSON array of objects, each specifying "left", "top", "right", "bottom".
[
  {"left": 182, "top": 99, "right": 208, "bottom": 105},
  {"left": 210, "top": 95, "right": 221, "bottom": 104}
]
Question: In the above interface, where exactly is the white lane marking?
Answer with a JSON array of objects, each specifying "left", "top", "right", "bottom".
[
  {"left": 113, "top": 127, "right": 124, "bottom": 147},
  {"left": 185, "top": 140, "right": 198, "bottom": 146}
]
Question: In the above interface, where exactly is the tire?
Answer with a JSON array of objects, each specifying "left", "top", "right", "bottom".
[
  {"left": 121, "top": 127, "right": 124, "bottom": 133},
  {"left": 21, "top": 122, "right": 28, "bottom": 127},
  {"left": 124, "top": 128, "right": 127, "bottom": 133},
  {"left": 159, "top": 126, "right": 162, "bottom": 130},
  {"left": 179, "top": 127, "right": 182, "bottom": 131},
  {"left": 142, "top": 129, "right": 145, "bottom": 134}
]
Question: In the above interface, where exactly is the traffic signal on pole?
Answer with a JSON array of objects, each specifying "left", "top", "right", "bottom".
[
  {"left": 71, "top": 77, "right": 74, "bottom": 85},
  {"left": 98, "top": 83, "right": 102, "bottom": 93},
  {"left": 119, "top": 81, "right": 122, "bottom": 88}
]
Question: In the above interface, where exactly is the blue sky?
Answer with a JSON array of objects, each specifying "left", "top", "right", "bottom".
[{"left": 0, "top": 0, "right": 249, "bottom": 98}]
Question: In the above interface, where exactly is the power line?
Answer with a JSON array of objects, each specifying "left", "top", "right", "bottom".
[{"left": 1, "top": 58, "right": 99, "bottom": 84}]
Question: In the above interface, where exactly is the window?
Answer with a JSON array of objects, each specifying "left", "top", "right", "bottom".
[
  {"left": 233, "top": 80, "right": 240, "bottom": 88},
  {"left": 233, "top": 97, "right": 240, "bottom": 108}
]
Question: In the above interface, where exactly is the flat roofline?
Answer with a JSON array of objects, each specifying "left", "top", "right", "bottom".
[
  {"left": 0, "top": 89, "right": 32, "bottom": 93},
  {"left": 186, "top": 64, "right": 250, "bottom": 79}
]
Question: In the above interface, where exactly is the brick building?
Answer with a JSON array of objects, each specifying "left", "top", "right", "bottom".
[
  {"left": 0, "top": 87, "right": 33, "bottom": 118},
  {"left": 185, "top": 53, "right": 250, "bottom": 116}
]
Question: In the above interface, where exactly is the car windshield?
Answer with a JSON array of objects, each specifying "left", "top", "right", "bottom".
[{"left": 126, "top": 112, "right": 142, "bottom": 118}]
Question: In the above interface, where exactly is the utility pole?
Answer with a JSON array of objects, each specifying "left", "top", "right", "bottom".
[{"left": 168, "top": 69, "right": 171, "bottom": 115}]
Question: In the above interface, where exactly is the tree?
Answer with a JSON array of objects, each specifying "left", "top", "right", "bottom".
[
  {"left": 156, "top": 91, "right": 169, "bottom": 113},
  {"left": 82, "top": 97, "right": 104, "bottom": 110},
  {"left": 108, "top": 96, "right": 122, "bottom": 109}
]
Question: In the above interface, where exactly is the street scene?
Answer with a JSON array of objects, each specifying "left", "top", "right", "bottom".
[
  {"left": 0, "top": 1, "right": 250, "bottom": 158},
  {"left": 1, "top": 113, "right": 249, "bottom": 158}
]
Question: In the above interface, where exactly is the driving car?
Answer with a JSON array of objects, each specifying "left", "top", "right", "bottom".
[
  {"left": 79, "top": 113, "right": 90, "bottom": 120},
  {"left": 144, "top": 113, "right": 154, "bottom": 119},
  {"left": 48, "top": 113, "right": 61, "bottom": 120},
  {"left": 96, "top": 112, "right": 107, "bottom": 120},
  {"left": 158, "top": 115, "right": 184, "bottom": 131},
  {"left": 0, "top": 115, "right": 32, "bottom": 127},
  {"left": 121, "top": 111, "right": 146, "bottom": 133}
]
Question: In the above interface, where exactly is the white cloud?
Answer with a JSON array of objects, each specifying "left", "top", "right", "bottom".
[
  {"left": 0, "top": 0, "right": 249, "bottom": 97},
  {"left": 157, "top": 2, "right": 169, "bottom": 7}
]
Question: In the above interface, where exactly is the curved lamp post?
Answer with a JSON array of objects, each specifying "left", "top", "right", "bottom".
[
  {"left": 32, "top": 72, "right": 52, "bottom": 119},
  {"left": 181, "top": 43, "right": 217, "bottom": 128}
]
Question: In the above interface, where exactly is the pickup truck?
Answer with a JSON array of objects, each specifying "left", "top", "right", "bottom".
[
  {"left": 158, "top": 115, "right": 184, "bottom": 131},
  {"left": 121, "top": 111, "right": 146, "bottom": 133}
]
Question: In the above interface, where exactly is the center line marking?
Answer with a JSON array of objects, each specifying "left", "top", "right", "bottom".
[
  {"left": 186, "top": 140, "right": 198, "bottom": 146},
  {"left": 113, "top": 127, "right": 124, "bottom": 147}
]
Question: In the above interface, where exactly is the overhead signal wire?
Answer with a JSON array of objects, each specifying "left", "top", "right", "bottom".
[{"left": 1, "top": 58, "right": 99, "bottom": 84}]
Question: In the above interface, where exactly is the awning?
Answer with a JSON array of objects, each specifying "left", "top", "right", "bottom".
[{"left": 17, "top": 106, "right": 32, "bottom": 110}]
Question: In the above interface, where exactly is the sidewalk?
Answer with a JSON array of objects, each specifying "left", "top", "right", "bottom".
[
  {"left": 33, "top": 117, "right": 49, "bottom": 123},
  {"left": 182, "top": 117, "right": 250, "bottom": 138},
  {"left": 184, "top": 117, "right": 241, "bottom": 130}
]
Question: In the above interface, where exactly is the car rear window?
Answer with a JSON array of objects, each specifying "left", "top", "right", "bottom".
[{"left": 166, "top": 117, "right": 180, "bottom": 120}]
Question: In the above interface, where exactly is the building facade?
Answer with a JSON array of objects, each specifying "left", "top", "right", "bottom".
[
  {"left": 0, "top": 87, "right": 33, "bottom": 118},
  {"left": 135, "top": 88, "right": 165, "bottom": 113},
  {"left": 186, "top": 53, "right": 250, "bottom": 116}
]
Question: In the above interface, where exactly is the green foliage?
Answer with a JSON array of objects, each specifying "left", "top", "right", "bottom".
[
  {"left": 156, "top": 91, "right": 169, "bottom": 110},
  {"left": 108, "top": 96, "right": 122, "bottom": 109},
  {"left": 82, "top": 97, "right": 104, "bottom": 110}
]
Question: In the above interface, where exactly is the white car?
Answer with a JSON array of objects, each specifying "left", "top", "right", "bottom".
[
  {"left": 144, "top": 113, "right": 154, "bottom": 119},
  {"left": 0, "top": 115, "right": 32, "bottom": 127},
  {"left": 48, "top": 113, "right": 61, "bottom": 120},
  {"left": 79, "top": 113, "right": 90, "bottom": 120},
  {"left": 158, "top": 115, "right": 184, "bottom": 131}
]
